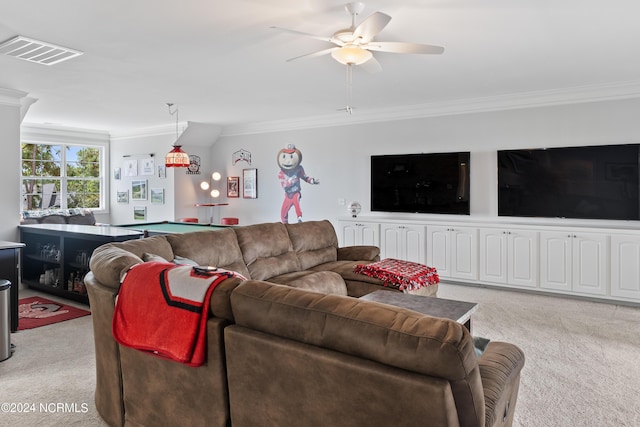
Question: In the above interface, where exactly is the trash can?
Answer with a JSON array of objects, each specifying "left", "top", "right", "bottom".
[{"left": 0, "top": 280, "right": 11, "bottom": 362}]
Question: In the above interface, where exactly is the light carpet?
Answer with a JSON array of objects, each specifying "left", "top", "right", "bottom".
[{"left": 1, "top": 285, "right": 639, "bottom": 426}]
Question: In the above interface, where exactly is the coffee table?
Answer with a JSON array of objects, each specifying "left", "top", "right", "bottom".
[{"left": 359, "top": 290, "right": 479, "bottom": 333}]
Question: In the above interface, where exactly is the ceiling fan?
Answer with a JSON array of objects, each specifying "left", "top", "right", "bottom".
[{"left": 271, "top": 2, "right": 444, "bottom": 73}]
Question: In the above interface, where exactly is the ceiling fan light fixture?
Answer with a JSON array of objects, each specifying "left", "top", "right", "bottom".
[{"left": 331, "top": 45, "right": 372, "bottom": 65}]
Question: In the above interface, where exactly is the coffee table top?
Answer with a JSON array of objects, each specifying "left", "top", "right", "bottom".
[{"left": 359, "top": 290, "right": 478, "bottom": 325}]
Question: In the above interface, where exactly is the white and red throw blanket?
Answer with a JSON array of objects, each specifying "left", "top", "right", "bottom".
[
  {"left": 353, "top": 258, "right": 439, "bottom": 292},
  {"left": 113, "top": 262, "right": 244, "bottom": 367}
]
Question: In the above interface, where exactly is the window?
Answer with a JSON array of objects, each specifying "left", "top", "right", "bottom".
[{"left": 21, "top": 142, "right": 105, "bottom": 211}]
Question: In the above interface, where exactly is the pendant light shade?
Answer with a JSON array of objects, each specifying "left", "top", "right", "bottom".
[
  {"left": 165, "top": 102, "right": 189, "bottom": 168},
  {"left": 165, "top": 145, "right": 190, "bottom": 168}
]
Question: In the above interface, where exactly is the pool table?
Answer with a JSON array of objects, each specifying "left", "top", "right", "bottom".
[{"left": 114, "top": 221, "right": 234, "bottom": 237}]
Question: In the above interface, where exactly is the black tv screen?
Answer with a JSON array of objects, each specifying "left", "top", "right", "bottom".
[
  {"left": 498, "top": 144, "right": 640, "bottom": 220},
  {"left": 371, "top": 152, "right": 470, "bottom": 215}
]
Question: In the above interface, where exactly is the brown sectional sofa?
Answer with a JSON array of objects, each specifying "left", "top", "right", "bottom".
[{"left": 85, "top": 220, "right": 524, "bottom": 427}]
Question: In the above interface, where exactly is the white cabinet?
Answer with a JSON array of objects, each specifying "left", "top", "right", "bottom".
[
  {"left": 539, "top": 231, "right": 608, "bottom": 296},
  {"left": 338, "top": 221, "right": 379, "bottom": 247},
  {"left": 426, "top": 226, "right": 478, "bottom": 281},
  {"left": 338, "top": 217, "right": 640, "bottom": 303},
  {"left": 380, "top": 223, "right": 425, "bottom": 263},
  {"left": 611, "top": 234, "right": 640, "bottom": 300},
  {"left": 479, "top": 228, "right": 538, "bottom": 288}
]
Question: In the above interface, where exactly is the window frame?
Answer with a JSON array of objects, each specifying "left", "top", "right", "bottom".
[{"left": 20, "top": 127, "right": 109, "bottom": 213}]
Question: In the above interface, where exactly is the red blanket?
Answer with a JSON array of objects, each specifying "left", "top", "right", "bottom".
[
  {"left": 113, "top": 262, "right": 243, "bottom": 367},
  {"left": 353, "top": 258, "right": 439, "bottom": 292}
]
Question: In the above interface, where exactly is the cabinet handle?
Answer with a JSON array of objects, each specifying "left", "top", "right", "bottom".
[{"left": 568, "top": 235, "right": 572, "bottom": 238}]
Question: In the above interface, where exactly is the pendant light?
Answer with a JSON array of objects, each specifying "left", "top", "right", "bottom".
[{"left": 164, "top": 103, "right": 190, "bottom": 168}]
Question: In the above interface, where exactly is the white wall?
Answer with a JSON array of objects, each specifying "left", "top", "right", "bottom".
[
  {"left": 0, "top": 103, "right": 21, "bottom": 240},
  {"left": 109, "top": 132, "right": 216, "bottom": 224},
  {"left": 211, "top": 97, "right": 640, "bottom": 228}
]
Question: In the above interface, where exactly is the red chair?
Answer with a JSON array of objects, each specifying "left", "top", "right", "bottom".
[
  {"left": 179, "top": 217, "right": 199, "bottom": 223},
  {"left": 220, "top": 217, "right": 239, "bottom": 225}
]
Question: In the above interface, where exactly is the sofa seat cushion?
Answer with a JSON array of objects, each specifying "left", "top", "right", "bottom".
[
  {"left": 234, "top": 222, "right": 301, "bottom": 280},
  {"left": 310, "top": 260, "right": 384, "bottom": 285},
  {"left": 268, "top": 270, "right": 347, "bottom": 295},
  {"left": 285, "top": 220, "right": 339, "bottom": 270},
  {"left": 166, "top": 228, "right": 251, "bottom": 278}
]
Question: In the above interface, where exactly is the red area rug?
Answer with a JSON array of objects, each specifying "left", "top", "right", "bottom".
[{"left": 18, "top": 296, "right": 91, "bottom": 330}]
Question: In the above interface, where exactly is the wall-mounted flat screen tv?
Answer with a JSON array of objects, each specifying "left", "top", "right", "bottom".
[
  {"left": 498, "top": 144, "right": 640, "bottom": 220},
  {"left": 371, "top": 152, "right": 470, "bottom": 215}
]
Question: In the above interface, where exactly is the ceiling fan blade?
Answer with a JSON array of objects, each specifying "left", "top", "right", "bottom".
[
  {"left": 366, "top": 42, "right": 444, "bottom": 55},
  {"left": 353, "top": 12, "right": 392, "bottom": 43},
  {"left": 285, "top": 47, "right": 338, "bottom": 62},
  {"left": 359, "top": 56, "right": 382, "bottom": 73},
  {"left": 270, "top": 26, "right": 335, "bottom": 44}
]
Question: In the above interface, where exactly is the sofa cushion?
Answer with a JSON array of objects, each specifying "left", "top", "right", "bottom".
[
  {"left": 234, "top": 222, "right": 300, "bottom": 280},
  {"left": 230, "top": 280, "right": 484, "bottom": 426},
  {"left": 285, "top": 220, "right": 338, "bottom": 270},
  {"left": 231, "top": 280, "right": 479, "bottom": 380},
  {"left": 267, "top": 271, "right": 347, "bottom": 295},
  {"left": 165, "top": 228, "right": 251, "bottom": 278},
  {"left": 89, "top": 236, "right": 174, "bottom": 289}
]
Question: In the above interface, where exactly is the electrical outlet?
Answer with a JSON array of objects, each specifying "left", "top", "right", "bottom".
[{"left": 338, "top": 198, "right": 346, "bottom": 206}]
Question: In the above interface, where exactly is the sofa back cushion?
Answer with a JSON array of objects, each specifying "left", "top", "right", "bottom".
[
  {"left": 234, "top": 222, "right": 300, "bottom": 281},
  {"left": 89, "top": 236, "right": 174, "bottom": 289},
  {"left": 165, "top": 228, "right": 251, "bottom": 278},
  {"left": 230, "top": 280, "right": 484, "bottom": 427},
  {"left": 285, "top": 220, "right": 338, "bottom": 270}
]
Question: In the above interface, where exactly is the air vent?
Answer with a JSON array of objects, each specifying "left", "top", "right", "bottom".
[{"left": 0, "top": 36, "right": 83, "bottom": 66}]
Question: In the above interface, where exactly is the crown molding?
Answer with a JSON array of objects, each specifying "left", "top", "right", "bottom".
[
  {"left": 110, "top": 121, "right": 221, "bottom": 147},
  {"left": 221, "top": 79, "right": 640, "bottom": 136},
  {"left": 0, "top": 87, "right": 29, "bottom": 107},
  {"left": 21, "top": 123, "right": 110, "bottom": 145}
]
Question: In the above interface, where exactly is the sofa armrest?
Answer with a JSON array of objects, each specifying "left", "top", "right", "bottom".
[
  {"left": 337, "top": 246, "right": 380, "bottom": 262},
  {"left": 478, "top": 341, "right": 525, "bottom": 427}
]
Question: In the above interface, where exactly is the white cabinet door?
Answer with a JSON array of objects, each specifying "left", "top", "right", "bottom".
[
  {"left": 339, "top": 221, "right": 358, "bottom": 247},
  {"left": 427, "top": 226, "right": 451, "bottom": 277},
  {"left": 404, "top": 225, "right": 425, "bottom": 264},
  {"left": 380, "top": 223, "right": 425, "bottom": 263},
  {"left": 338, "top": 221, "right": 380, "bottom": 247},
  {"left": 480, "top": 228, "right": 538, "bottom": 287},
  {"left": 359, "top": 223, "right": 380, "bottom": 247},
  {"left": 611, "top": 235, "right": 640, "bottom": 300},
  {"left": 427, "top": 226, "right": 477, "bottom": 280},
  {"left": 450, "top": 227, "right": 478, "bottom": 281},
  {"left": 572, "top": 233, "right": 607, "bottom": 296},
  {"left": 380, "top": 224, "right": 402, "bottom": 260},
  {"left": 540, "top": 231, "right": 607, "bottom": 295},
  {"left": 540, "top": 231, "right": 572, "bottom": 291},
  {"left": 508, "top": 230, "right": 538, "bottom": 288},
  {"left": 479, "top": 229, "right": 508, "bottom": 284}
]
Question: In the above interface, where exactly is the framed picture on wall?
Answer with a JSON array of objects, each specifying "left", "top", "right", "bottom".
[
  {"left": 141, "top": 158, "right": 155, "bottom": 176},
  {"left": 114, "top": 167, "right": 121, "bottom": 180},
  {"left": 117, "top": 190, "right": 129, "bottom": 204},
  {"left": 227, "top": 176, "right": 240, "bottom": 198},
  {"left": 157, "top": 165, "right": 166, "bottom": 179},
  {"left": 123, "top": 159, "right": 138, "bottom": 177},
  {"left": 243, "top": 168, "right": 257, "bottom": 199},
  {"left": 131, "top": 180, "right": 147, "bottom": 200},
  {"left": 133, "top": 206, "right": 147, "bottom": 221},
  {"left": 150, "top": 188, "right": 164, "bottom": 204}
]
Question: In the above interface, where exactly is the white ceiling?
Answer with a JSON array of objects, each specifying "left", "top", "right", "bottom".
[{"left": 2, "top": 0, "right": 640, "bottom": 135}]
